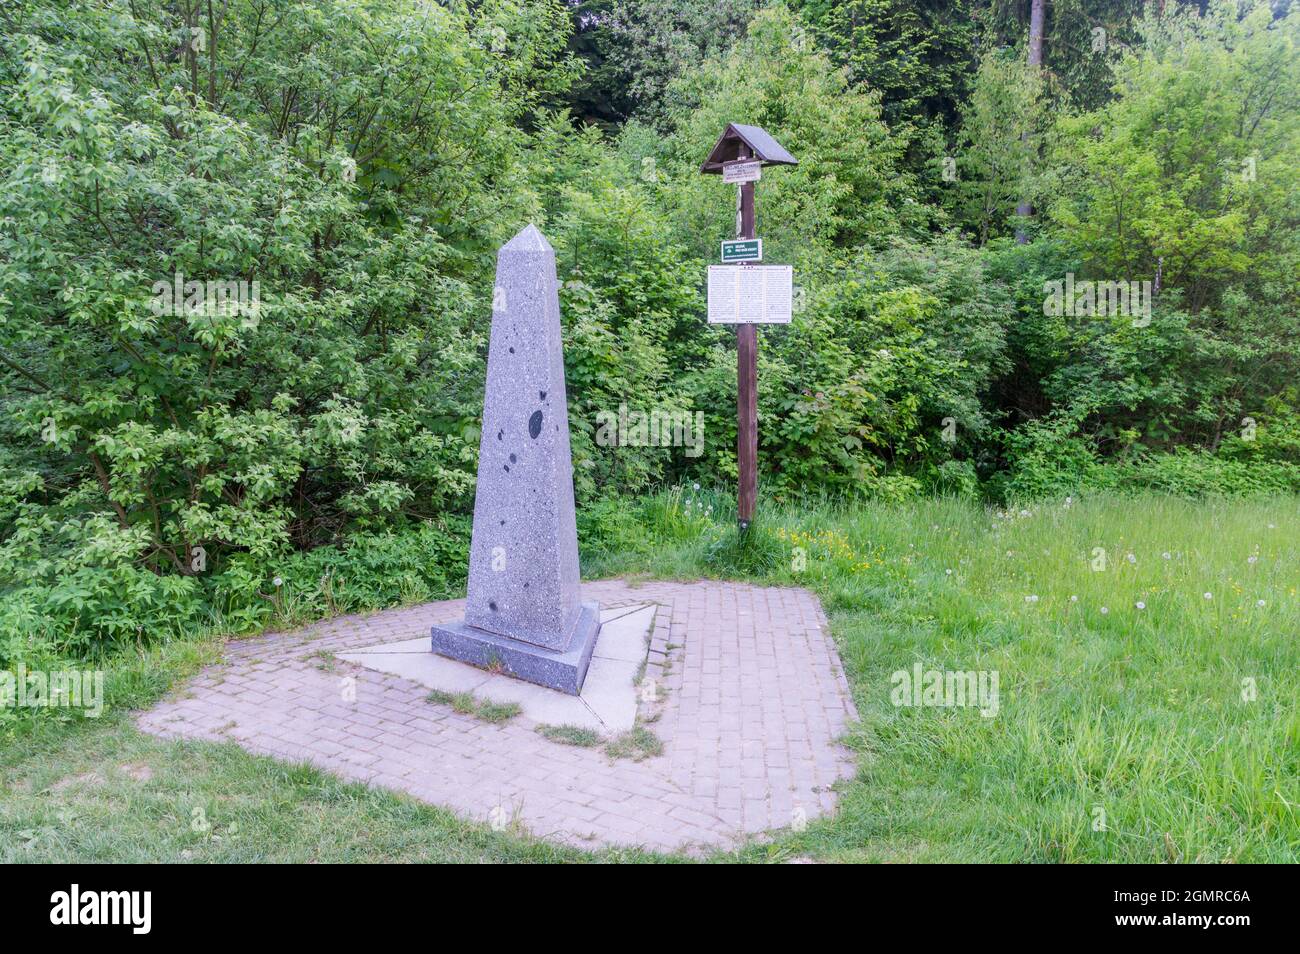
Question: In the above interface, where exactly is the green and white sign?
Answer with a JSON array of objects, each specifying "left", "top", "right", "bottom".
[{"left": 721, "top": 238, "right": 762, "bottom": 263}]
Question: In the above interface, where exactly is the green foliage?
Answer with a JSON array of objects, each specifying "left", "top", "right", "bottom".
[
  {"left": 949, "top": 49, "right": 1048, "bottom": 242},
  {"left": 1047, "top": 2, "right": 1300, "bottom": 311},
  {"left": 565, "top": 0, "right": 760, "bottom": 128},
  {"left": 997, "top": 407, "right": 1110, "bottom": 499},
  {"left": 1, "top": 0, "right": 1297, "bottom": 664},
  {"left": 650, "top": 3, "right": 931, "bottom": 253},
  {"left": 998, "top": 413, "right": 1300, "bottom": 501},
  {"left": 748, "top": 236, "right": 1012, "bottom": 495},
  {"left": 0, "top": 517, "right": 468, "bottom": 667},
  {"left": 984, "top": 0, "right": 1151, "bottom": 110},
  {"left": 791, "top": 0, "right": 983, "bottom": 133},
  {"left": 549, "top": 163, "right": 704, "bottom": 497},
  {"left": 1113, "top": 451, "right": 1300, "bottom": 497},
  {"left": 0, "top": 0, "right": 564, "bottom": 656}
]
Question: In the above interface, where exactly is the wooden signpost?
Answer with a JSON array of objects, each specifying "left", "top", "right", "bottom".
[{"left": 700, "top": 124, "right": 798, "bottom": 531}]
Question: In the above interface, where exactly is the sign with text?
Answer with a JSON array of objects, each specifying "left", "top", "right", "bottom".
[
  {"left": 720, "top": 238, "right": 762, "bottom": 263},
  {"left": 722, "top": 160, "right": 762, "bottom": 184},
  {"left": 707, "top": 265, "right": 793, "bottom": 324}
]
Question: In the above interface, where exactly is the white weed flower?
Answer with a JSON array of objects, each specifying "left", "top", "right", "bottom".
[
  {"left": 1100, "top": 606, "right": 1109, "bottom": 615},
  {"left": 1135, "top": 601, "right": 1146, "bottom": 610},
  {"left": 1203, "top": 592, "right": 1213, "bottom": 601}
]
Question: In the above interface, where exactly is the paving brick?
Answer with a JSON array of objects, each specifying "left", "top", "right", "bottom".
[{"left": 137, "top": 578, "right": 857, "bottom": 853}]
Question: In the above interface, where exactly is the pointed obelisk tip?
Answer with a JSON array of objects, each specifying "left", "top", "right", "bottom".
[{"left": 501, "top": 223, "right": 553, "bottom": 253}]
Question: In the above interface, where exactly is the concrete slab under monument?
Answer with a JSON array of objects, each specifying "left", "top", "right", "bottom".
[{"left": 349, "top": 604, "right": 653, "bottom": 731}]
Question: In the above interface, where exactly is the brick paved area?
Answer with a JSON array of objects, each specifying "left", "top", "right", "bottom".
[{"left": 137, "top": 579, "right": 859, "bottom": 853}]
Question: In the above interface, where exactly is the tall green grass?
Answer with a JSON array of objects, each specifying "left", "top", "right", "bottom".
[{"left": 585, "top": 490, "right": 1300, "bottom": 862}]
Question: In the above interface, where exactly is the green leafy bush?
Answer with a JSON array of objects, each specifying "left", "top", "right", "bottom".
[
  {"left": 2, "top": 0, "right": 1297, "bottom": 666},
  {"left": 0, "top": 518, "right": 468, "bottom": 668}
]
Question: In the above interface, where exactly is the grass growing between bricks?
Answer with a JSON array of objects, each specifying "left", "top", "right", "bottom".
[
  {"left": 536, "top": 724, "right": 602, "bottom": 747},
  {"left": 535, "top": 723, "right": 664, "bottom": 762},
  {"left": 425, "top": 690, "right": 521, "bottom": 724},
  {"left": 603, "top": 725, "right": 664, "bottom": 762}
]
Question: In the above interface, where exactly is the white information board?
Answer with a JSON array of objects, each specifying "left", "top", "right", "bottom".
[
  {"left": 707, "top": 265, "right": 793, "bottom": 324},
  {"left": 722, "top": 160, "right": 762, "bottom": 184}
]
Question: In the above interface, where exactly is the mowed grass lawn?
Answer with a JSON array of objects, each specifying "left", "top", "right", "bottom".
[{"left": 3, "top": 493, "right": 1297, "bottom": 862}]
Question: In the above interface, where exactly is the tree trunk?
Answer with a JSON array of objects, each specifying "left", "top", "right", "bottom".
[
  {"left": 1015, "top": 0, "right": 1046, "bottom": 244},
  {"left": 1026, "top": 0, "right": 1046, "bottom": 68}
]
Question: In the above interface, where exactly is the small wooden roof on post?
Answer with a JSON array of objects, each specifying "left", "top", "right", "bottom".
[{"left": 699, "top": 123, "right": 798, "bottom": 174}]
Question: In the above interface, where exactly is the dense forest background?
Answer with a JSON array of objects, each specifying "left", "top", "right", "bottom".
[{"left": 1, "top": 0, "right": 1297, "bottom": 655}]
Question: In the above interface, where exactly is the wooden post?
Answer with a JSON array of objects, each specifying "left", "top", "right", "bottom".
[
  {"left": 700, "top": 124, "right": 796, "bottom": 532},
  {"left": 736, "top": 146, "right": 758, "bottom": 531}
]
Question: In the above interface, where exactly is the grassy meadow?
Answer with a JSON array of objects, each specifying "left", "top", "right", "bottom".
[
  {"left": 589, "top": 489, "right": 1300, "bottom": 862},
  {"left": 3, "top": 491, "right": 1297, "bottom": 863}
]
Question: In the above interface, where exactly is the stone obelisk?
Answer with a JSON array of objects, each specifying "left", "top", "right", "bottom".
[{"left": 430, "top": 224, "right": 600, "bottom": 694}]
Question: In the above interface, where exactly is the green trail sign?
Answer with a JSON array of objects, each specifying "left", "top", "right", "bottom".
[{"left": 720, "top": 238, "right": 762, "bottom": 263}]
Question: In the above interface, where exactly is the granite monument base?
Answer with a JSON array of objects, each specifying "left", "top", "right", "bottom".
[{"left": 430, "top": 602, "right": 601, "bottom": 695}]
